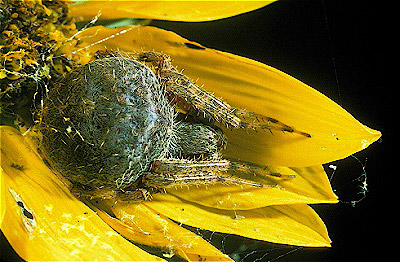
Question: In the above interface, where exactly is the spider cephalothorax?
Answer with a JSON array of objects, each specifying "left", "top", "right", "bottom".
[{"left": 39, "top": 50, "right": 310, "bottom": 201}]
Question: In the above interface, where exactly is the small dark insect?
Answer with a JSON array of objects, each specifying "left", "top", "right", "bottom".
[{"left": 39, "top": 50, "right": 310, "bottom": 201}]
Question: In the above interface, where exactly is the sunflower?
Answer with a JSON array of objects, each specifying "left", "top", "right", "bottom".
[{"left": 0, "top": 1, "right": 381, "bottom": 261}]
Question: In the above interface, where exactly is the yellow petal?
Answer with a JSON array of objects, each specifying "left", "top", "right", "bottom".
[
  {"left": 169, "top": 165, "right": 337, "bottom": 210},
  {"left": 79, "top": 25, "right": 381, "bottom": 167},
  {"left": 91, "top": 200, "right": 233, "bottom": 262},
  {"left": 0, "top": 126, "right": 163, "bottom": 261},
  {"left": 0, "top": 170, "right": 5, "bottom": 227},
  {"left": 146, "top": 194, "right": 331, "bottom": 247},
  {"left": 70, "top": 0, "right": 274, "bottom": 22}
]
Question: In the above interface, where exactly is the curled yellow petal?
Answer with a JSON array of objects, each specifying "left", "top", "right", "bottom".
[
  {"left": 91, "top": 200, "right": 233, "bottom": 262},
  {"left": 169, "top": 165, "right": 337, "bottom": 210},
  {"left": 146, "top": 194, "right": 331, "bottom": 247},
  {"left": 70, "top": 0, "right": 274, "bottom": 22},
  {"left": 80, "top": 25, "right": 381, "bottom": 166},
  {"left": 0, "top": 126, "right": 163, "bottom": 261}
]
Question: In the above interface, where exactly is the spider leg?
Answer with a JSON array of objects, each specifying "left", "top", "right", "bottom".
[
  {"left": 228, "top": 159, "right": 297, "bottom": 179},
  {"left": 137, "top": 51, "right": 310, "bottom": 137},
  {"left": 161, "top": 70, "right": 311, "bottom": 137},
  {"left": 160, "top": 69, "right": 241, "bottom": 127},
  {"left": 137, "top": 51, "right": 241, "bottom": 127},
  {"left": 145, "top": 158, "right": 276, "bottom": 188},
  {"left": 232, "top": 108, "right": 312, "bottom": 137}
]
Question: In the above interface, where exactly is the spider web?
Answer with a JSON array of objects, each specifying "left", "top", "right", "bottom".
[
  {"left": 328, "top": 155, "right": 369, "bottom": 207},
  {"left": 183, "top": 226, "right": 304, "bottom": 262}
]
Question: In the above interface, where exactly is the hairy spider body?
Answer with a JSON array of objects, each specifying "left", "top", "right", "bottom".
[
  {"left": 41, "top": 57, "right": 175, "bottom": 189},
  {"left": 40, "top": 51, "right": 309, "bottom": 200}
]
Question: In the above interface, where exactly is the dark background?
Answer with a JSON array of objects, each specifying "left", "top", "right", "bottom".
[{"left": 1, "top": 0, "right": 390, "bottom": 261}]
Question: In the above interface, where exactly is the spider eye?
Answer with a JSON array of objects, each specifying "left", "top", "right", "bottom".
[{"left": 138, "top": 54, "right": 151, "bottom": 62}]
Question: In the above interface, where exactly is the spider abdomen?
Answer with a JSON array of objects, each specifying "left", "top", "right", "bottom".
[{"left": 40, "top": 57, "right": 175, "bottom": 190}]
